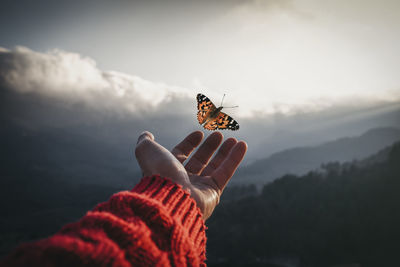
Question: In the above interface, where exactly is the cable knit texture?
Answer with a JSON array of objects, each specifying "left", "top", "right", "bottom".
[{"left": 1, "top": 175, "right": 207, "bottom": 267}]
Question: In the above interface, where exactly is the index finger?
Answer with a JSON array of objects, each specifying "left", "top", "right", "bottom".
[
  {"left": 171, "top": 131, "right": 204, "bottom": 163},
  {"left": 211, "top": 141, "right": 247, "bottom": 191}
]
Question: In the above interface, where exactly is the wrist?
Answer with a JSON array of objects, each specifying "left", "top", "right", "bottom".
[{"left": 131, "top": 175, "right": 207, "bottom": 259}]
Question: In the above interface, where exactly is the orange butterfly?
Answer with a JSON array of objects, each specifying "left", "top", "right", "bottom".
[{"left": 196, "top": 93, "right": 239, "bottom": 131}]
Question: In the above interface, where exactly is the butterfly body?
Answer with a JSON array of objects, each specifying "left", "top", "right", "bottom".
[
  {"left": 196, "top": 93, "right": 239, "bottom": 131},
  {"left": 208, "top": 106, "right": 223, "bottom": 119}
]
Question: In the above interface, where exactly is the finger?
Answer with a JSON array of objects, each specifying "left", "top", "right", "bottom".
[
  {"left": 201, "top": 137, "right": 237, "bottom": 176},
  {"left": 211, "top": 141, "right": 247, "bottom": 191},
  {"left": 136, "top": 131, "right": 154, "bottom": 144},
  {"left": 171, "top": 131, "right": 204, "bottom": 163},
  {"left": 185, "top": 132, "right": 223, "bottom": 175}
]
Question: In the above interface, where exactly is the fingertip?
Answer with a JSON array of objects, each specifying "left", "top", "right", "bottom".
[
  {"left": 225, "top": 137, "right": 238, "bottom": 144},
  {"left": 185, "top": 131, "right": 204, "bottom": 147},
  {"left": 193, "top": 130, "right": 204, "bottom": 137},
  {"left": 192, "top": 130, "right": 204, "bottom": 141},
  {"left": 237, "top": 141, "right": 248, "bottom": 152},
  {"left": 230, "top": 141, "right": 247, "bottom": 162},
  {"left": 137, "top": 131, "right": 154, "bottom": 144},
  {"left": 209, "top": 131, "right": 223, "bottom": 143},
  {"left": 202, "top": 131, "right": 223, "bottom": 146},
  {"left": 220, "top": 138, "right": 238, "bottom": 151}
]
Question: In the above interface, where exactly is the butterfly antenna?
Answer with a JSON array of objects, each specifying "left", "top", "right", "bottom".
[
  {"left": 223, "top": 105, "right": 239, "bottom": 109},
  {"left": 220, "top": 94, "right": 226, "bottom": 107}
]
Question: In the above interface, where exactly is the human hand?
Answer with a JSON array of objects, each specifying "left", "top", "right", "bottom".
[{"left": 135, "top": 131, "right": 247, "bottom": 220}]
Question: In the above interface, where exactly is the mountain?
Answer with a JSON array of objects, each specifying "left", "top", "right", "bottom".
[
  {"left": 0, "top": 119, "right": 141, "bottom": 187},
  {"left": 235, "top": 127, "right": 400, "bottom": 185},
  {"left": 207, "top": 141, "right": 400, "bottom": 267},
  {"left": 0, "top": 174, "right": 122, "bottom": 257},
  {"left": 0, "top": 120, "right": 142, "bottom": 256},
  {"left": 247, "top": 102, "right": 400, "bottom": 162}
]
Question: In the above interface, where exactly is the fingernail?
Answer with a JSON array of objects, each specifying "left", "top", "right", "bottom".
[{"left": 137, "top": 131, "right": 154, "bottom": 144}]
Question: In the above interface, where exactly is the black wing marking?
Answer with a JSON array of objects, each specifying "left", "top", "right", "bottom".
[{"left": 217, "top": 112, "right": 239, "bottom": 131}]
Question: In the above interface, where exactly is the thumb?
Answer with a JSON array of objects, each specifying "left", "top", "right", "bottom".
[
  {"left": 135, "top": 131, "right": 157, "bottom": 176},
  {"left": 134, "top": 131, "right": 191, "bottom": 188},
  {"left": 136, "top": 131, "right": 154, "bottom": 145}
]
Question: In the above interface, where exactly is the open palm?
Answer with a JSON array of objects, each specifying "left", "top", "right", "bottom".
[{"left": 135, "top": 131, "right": 247, "bottom": 220}]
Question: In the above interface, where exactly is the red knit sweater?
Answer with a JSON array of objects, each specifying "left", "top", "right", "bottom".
[{"left": 1, "top": 175, "right": 207, "bottom": 267}]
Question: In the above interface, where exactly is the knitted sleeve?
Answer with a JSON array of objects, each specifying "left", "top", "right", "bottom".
[{"left": 1, "top": 175, "right": 207, "bottom": 267}]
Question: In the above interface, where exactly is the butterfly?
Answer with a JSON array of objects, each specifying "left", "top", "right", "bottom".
[{"left": 196, "top": 93, "right": 240, "bottom": 131}]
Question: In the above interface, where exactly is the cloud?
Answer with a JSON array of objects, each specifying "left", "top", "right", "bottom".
[
  {"left": 2, "top": 46, "right": 399, "bottom": 121},
  {"left": 1, "top": 46, "right": 399, "bottom": 164},
  {"left": 0, "top": 46, "right": 191, "bottom": 116}
]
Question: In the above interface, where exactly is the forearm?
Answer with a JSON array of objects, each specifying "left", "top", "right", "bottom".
[{"left": 1, "top": 176, "right": 206, "bottom": 267}]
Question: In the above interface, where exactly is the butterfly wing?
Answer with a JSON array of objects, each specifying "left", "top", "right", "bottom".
[
  {"left": 203, "top": 111, "right": 240, "bottom": 131},
  {"left": 197, "top": 93, "right": 216, "bottom": 124},
  {"left": 203, "top": 118, "right": 219, "bottom": 130}
]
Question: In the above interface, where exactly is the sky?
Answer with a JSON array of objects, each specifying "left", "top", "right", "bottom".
[
  {"left": 1, "top": 0, "right": 400, "bottom": 164},
  {"left": 1, "top": 0, "right": 400, "bottom": 117}
]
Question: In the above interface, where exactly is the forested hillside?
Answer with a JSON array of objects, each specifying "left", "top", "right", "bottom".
[
  {"left": 235, "top": 127, "right": 400, "bottom": 185},
  {"left": 207, "top": 142, "right": 400, "bottom": 267}
]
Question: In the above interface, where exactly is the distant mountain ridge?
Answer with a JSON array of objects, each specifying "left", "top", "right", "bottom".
[{"left": 235, "top": 127, "right": 400, "bottom": 185}]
